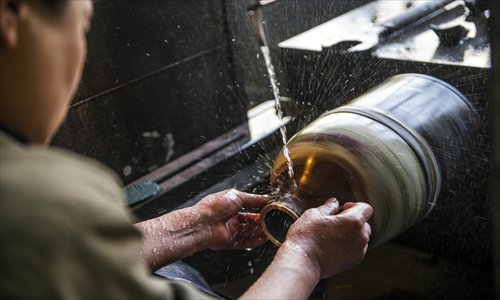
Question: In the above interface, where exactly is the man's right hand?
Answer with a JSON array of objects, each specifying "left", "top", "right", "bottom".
[{"left": 282, "top": 198, "right": 373, "bottom": 279}]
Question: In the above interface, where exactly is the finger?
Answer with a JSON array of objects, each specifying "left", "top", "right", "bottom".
[
  {"left": 230, "top": 190, "right": 270, "bottom": 210},
  {"left": 234, "top": 219, "right": 267, "bottom": 247},
  {"left": 315, "top": 197, "right": 340, "bottom": 215},
  {"left": 363, "top": 222, "right": 371, "bottom": 238},
  {"left": 237, "top": 212, "right": 261, "bottom": 224},
  {"left": 234, "top": 212, "right": 262, "bottom": 232},
  {"left": 362, "top": 242, "right": 369, "bottom": 256},
  {"left": 200, "top": 190, "right": 241, "bottom": 217},
  {"left": 228, "top": 214, "right": 267, "bottom": 249},
  {"left": 337, "top": 202, "right": 373, "bottom": 223},
  {"left": 342, "top": 202, "right": 355, "bottom": 210},
  {"left": 227, "top": 213, "right": 263, "bottom": 236},
  {"left": 237, "top": 222, "right": 266, "bottom": 240}
]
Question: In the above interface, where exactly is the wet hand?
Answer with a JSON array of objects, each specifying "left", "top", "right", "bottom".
[
  {"left": 193, "top": 189, "right": 270, "bottom": 250},
  {"left": 282, "top": 199, "right": 373, "bottom": 279}
]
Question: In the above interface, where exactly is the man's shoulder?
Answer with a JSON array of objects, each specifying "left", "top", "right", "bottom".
[{"left": 0, "top": 134, "right": 126, "bottom": 215}]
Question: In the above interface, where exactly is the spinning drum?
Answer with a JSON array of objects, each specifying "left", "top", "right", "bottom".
[{"left": 261, "top": 73, "right": 476, "bottom": 247}]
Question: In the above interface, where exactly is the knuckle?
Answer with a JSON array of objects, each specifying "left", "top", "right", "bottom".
[
  {"left": 360, "top": 233, "right": 370, "bottom": 245},
  {"left": 303, "top": 208, "right": 320, "bottom": 219},
  {"left": 225, "top": 189, "right": 239, "bottom": 199},
  {"left": 347, "top": 216, "right": 364, "bottom": 229},
  {"left": 364, "top": 203, "right": 374, "bottom": 214}
]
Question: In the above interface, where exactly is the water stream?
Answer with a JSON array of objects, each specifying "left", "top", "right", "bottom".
[{"left": 260, "top": 45, "right": 297, "bottom": 191}]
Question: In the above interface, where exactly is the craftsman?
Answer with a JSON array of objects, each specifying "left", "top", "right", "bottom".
[{"left": 0, "top": 0, "right": 373, "bottom": 299}]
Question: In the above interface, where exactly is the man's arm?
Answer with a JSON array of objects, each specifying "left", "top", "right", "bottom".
[
  {"left": 134, "top": 207, "right": 211, "bottom": 270},
  {"left": 241, "top": 244, "right": 321, "bottom": 299},
  {"left": 134, "top": 189, "right": 269, "bottom": 271}
]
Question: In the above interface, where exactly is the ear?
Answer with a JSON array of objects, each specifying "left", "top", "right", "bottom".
[{"left": 0, "top": 0, "right": 21, "bottom": 48}]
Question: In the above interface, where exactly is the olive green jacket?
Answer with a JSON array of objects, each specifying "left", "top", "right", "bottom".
[{"left": 0, "top": 131, "right": 214, "bottom": 299}]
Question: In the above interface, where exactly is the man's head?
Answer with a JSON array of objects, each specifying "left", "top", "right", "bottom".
[{"left": 0, "top": 0, "right": 93, "bottom": 144}]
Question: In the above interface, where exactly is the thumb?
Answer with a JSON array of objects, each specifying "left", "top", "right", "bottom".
[{"left": 315, "top": 197, "right": 340, "bottom": 215}]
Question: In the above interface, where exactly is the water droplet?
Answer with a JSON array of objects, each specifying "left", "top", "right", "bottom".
[
  {"left": 122, "top": 166, "right": 132, "bottom": 176},
  {"left": 224, "top": 190, "right": 239, "bottom": 201}
]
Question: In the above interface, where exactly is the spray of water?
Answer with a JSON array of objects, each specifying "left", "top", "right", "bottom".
[{"left": 260, "top": 45, "right": 297, "bottom": 191}]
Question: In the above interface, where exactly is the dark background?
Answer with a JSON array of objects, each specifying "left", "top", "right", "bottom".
[{"left": 52, "top": 0, "right": 367, "bottom": 184}]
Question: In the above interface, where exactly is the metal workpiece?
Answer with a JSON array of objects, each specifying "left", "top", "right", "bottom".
[
  {"left": 261, "top": 74, "right": 477, "bottom": 247},
  {"left": 260, "top": 193, "right": 302, "bottom": 247}
]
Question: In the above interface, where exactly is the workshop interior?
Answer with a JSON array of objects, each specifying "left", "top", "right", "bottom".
[{"left": 51, "top": 0, "right": 499, "bottom": 299}]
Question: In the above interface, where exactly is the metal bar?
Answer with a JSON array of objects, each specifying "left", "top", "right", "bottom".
[
  {"left": 130, "top": 123, "right": 249, "bottom": 185},
  {"left": 130, "top": 133, "right": 252, "bottom": 216},
  {"left": 380, "top": 0, "right": 455, "bottom": 39}
]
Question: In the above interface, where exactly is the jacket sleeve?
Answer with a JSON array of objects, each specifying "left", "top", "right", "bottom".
[
  {"left": 49, "top": 174, "right": 217, "bottom": 300},
  {"left": 0, "top": 143, "right": 216, "bottom": 300}
]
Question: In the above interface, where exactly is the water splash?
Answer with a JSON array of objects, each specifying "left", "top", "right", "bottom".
[{"left": 260, "top": 45, "right": 297, "bottom": 191}]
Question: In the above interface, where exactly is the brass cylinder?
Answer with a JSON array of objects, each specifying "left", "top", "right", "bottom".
[{"left": 261, "top": 74, "right": 476, "bottom": 247}]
